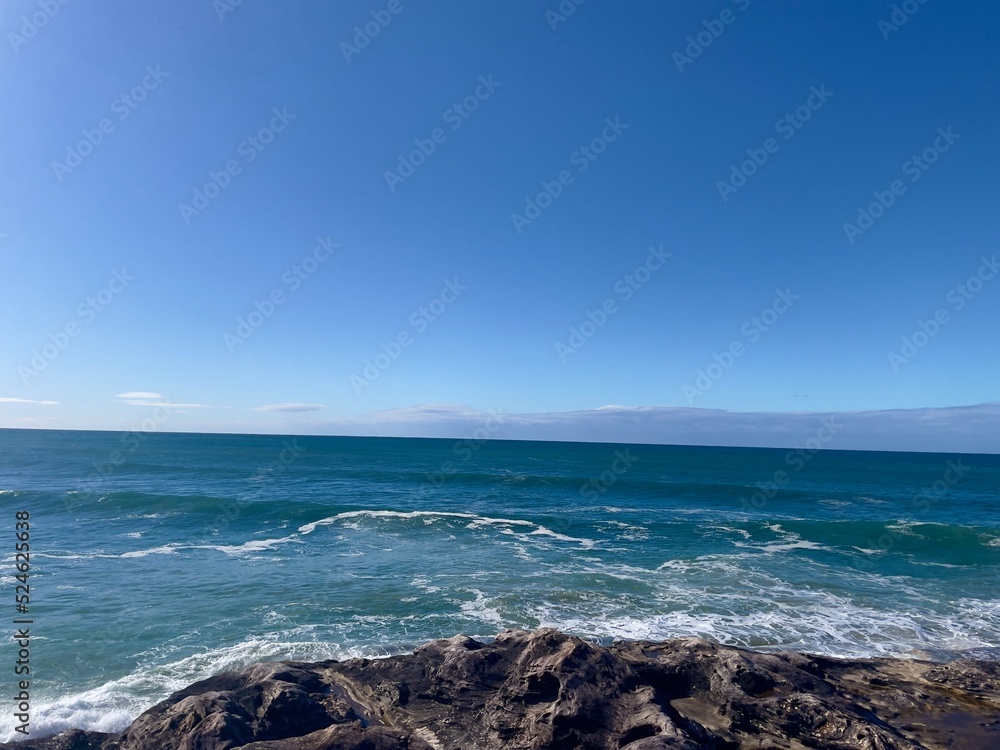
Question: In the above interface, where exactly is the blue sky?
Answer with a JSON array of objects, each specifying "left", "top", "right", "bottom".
[{"left": 1, "top": 0, "right": 997, "bottom": 450}]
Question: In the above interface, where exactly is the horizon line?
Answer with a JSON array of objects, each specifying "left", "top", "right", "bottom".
[{"left": 1, "top": 425, "right": 997, "bottom": 457}]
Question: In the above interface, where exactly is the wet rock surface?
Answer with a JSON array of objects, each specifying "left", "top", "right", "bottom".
[{"left": 6, "top": 629, "right": 999, "bottom": 750}]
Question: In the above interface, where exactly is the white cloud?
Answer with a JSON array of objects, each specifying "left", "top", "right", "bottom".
[
  {"left": 254, "top": 403, "right": 326, "bottom": 412},
  {"left": 115, "top": 392, "right": 213, "bottom": 409},
  {"left": 0, "top": 397, "right": 59, "bottom": 405},
  {"left": 328, "top": 403, "right": 480, "bottom": 424}
]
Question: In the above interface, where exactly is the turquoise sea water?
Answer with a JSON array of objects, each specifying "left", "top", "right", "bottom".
[{"left": 1, "top": 428, "right": 998, "bottom": 740}]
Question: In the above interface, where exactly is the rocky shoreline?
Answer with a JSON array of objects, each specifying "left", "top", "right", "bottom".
[{"left": 5, "top": 628, "right": 999, "bottom": 749}]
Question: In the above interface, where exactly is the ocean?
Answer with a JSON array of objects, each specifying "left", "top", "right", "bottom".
[{"left": 1, "top": 428, "right": 998, "bottom": 740}]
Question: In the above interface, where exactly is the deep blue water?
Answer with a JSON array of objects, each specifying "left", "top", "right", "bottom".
[{"left": 1, "top": 429, "right": 998, "bottom": 739}]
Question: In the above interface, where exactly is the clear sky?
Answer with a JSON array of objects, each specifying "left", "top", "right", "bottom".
[{"left": 1, "top": 0, "right": 998, "bottom": 449}]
